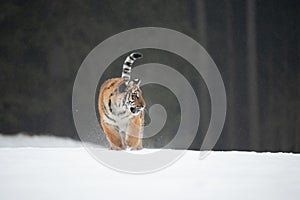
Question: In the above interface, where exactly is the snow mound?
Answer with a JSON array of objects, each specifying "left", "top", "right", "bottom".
[
  {"left": 0, "top": 133, "right": 81, "bottom": 147},
  {"left": 0, "top": 134, "right": 300, "bottom": 200}
]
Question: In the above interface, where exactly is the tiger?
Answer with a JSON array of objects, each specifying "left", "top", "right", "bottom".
[{"left": 98, "top": 52, "right": 146, "bottom": 150}]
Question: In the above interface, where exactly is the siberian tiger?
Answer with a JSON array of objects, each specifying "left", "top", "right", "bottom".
[{"left": 98, "top": 52, "right": 146, "bottom": 150}]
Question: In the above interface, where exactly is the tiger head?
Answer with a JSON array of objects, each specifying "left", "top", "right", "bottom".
[{"left": 125, "top": 79, "right": 146, "bottom": 115}]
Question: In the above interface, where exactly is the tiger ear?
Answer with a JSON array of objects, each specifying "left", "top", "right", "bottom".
[
  {"left": 126, "top": 80, "right": 134, "bottom": 88},
  {"left": 133, "top": 78, "right": 141, "bottom": 86}
]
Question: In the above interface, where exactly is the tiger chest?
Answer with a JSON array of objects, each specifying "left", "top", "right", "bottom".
[{"left": 103, "top": 109, "right": 132, "bottom": 133}]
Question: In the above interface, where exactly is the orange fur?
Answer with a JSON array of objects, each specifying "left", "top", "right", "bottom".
[{"left": 98, "top": 78, "right": 145, "bottom": 150}]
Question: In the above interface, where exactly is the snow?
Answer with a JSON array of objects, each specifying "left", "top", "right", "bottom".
[
  {"left": 0, "top": 134, "right": 300, "bottom": 200},
  {"left": 0, "top": 133, "right": 82, "bottom": 147}
]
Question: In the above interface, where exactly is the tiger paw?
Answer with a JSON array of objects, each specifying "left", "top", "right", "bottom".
[
  {"left": 129, "top": 146, "right": 143, "bottom": 151},
  {"left": 109, "top": 145, "right": 126, "bottom": 150}
]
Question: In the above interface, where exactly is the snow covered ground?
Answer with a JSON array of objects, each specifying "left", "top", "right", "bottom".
[{"left": 0, "top": 134, "right": 300, "bottom": 200}]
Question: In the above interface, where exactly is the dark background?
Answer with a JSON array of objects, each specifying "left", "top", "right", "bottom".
[{"left": 0, "top": 0, "right": 299, "bottom": 152}]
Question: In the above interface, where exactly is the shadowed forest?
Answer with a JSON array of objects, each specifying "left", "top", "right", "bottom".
[{"left": 0, "top": 0, "right": 299, "bottom": 152}]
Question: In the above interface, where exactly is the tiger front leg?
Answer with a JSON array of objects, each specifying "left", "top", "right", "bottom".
[
  {"left": 102, "top": 123, "right": 125, "bottom": 150},
  {"left": 126, "top": 134, "right": 142, "bottom": 150},
  {"left": 126, "top": 115, "right": 143, "bottom": 150}
]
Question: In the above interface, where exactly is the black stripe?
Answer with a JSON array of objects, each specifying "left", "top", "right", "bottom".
[
  {"left": 108, "top": 99, "right": 112, "bottom": 112},
  {"left": 121, "top": 114, "right": 130, "bottom": 119},
  {"left": 117, "top": 110, "right": 126, "bottom": 116},
  {"left": 125, "top": 62, "right": 132, "bottom": 66},
  {"left": 106, "top": 123, "right": 119, "bottom": 132},
  {"left": 103, "top": 105, "right": 108, "bottom": 115},
  {"left": 104, "top": 112, "right": 116, "bottom": 123},
  {"left": 109, "top": 82, "right": 115, "bottom": 88},
  {"left": 104, "top": 82, "right": 116, "bottom": 90},
  {"left": 122, "top": 97, "right": 126, "bottom": 106}
]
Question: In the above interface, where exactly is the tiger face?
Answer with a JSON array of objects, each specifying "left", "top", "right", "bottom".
[{"left": 126, "top": 79, "right": 146, "bottom": 115}]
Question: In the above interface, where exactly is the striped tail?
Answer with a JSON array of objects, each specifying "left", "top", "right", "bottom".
[{"left": 122, "top": 52, "right": 143, "bottom": 81}]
